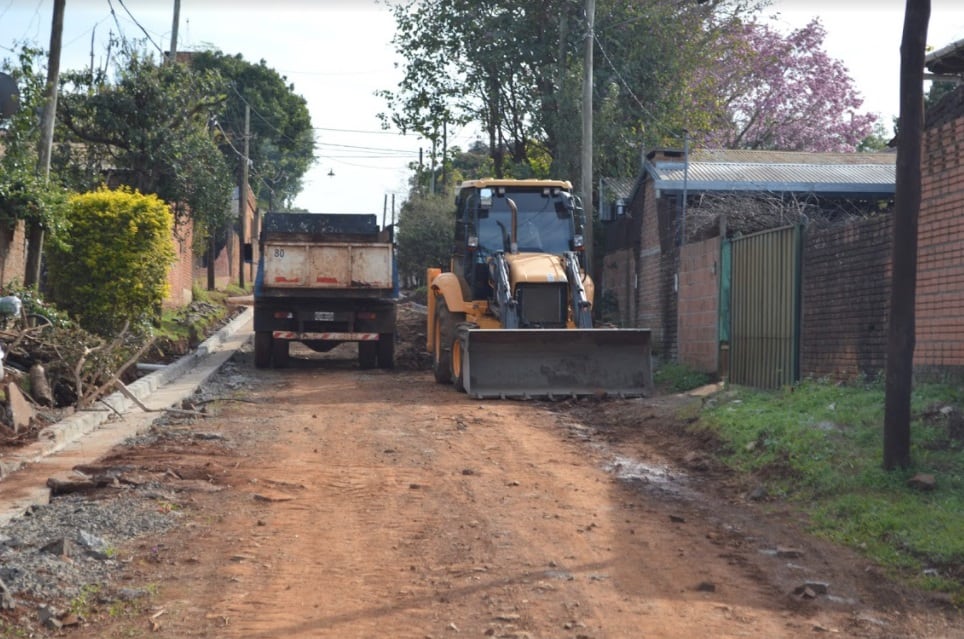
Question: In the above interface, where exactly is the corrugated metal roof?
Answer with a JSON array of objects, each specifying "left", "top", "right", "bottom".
[
  {"left": 646, "top": 150, "right": 895, "bottom": 197},
  {"left": 600, "top": 177, "right": 635, "bottom": 202},
  {"left": 926, "top": 37, "right": 964, "bottom": 75}
]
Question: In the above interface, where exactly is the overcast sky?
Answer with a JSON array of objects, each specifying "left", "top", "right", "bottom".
[{"left": 3, "top": 0, "right": 964, "bottom": 215}]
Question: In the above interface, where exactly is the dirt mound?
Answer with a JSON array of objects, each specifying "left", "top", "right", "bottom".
[{"left": 394, "top": 301, "right": 430, "bottom": 370}]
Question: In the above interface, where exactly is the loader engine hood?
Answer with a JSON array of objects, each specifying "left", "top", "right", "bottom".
[{"left": 504, "top": 252, "right": 568, "bottom": 284}]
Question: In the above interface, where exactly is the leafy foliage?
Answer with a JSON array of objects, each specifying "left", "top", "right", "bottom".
[
  {"left": 46, "top": 187, "right": 176, "bottom": 335},
  {"left": 186, "top": 51, "right": 315, "bottom": 210},
  {"left": 684, "top": 18, "right": 877, "bottom": 151},
  {"left": 0, "top": 46, "right": 70, "bottom": 235},
  {"left": 380, "top": 0, "right": 755, "bottom": 183},
  {"left": 55, "top": 49, "right": 233, "bottom": 246},
  {"left": 396, "top": 193, "right": 453, "bottom": 286}
]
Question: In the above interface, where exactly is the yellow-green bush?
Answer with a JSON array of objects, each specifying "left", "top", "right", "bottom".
[{"left": 46, "top": 187, "right": 176, "bottom": 335}]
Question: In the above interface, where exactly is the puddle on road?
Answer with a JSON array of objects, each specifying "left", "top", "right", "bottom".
[{"left": 602, "top": 454, "right": 693, "bottom": 499}]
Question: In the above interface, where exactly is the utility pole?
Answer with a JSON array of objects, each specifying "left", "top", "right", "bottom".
[
  {"left": 580, "top": 0, "right": 595, "bottom": 281},
  {"left": 25, "top": 0, "right": 65, "bottom": 288},
  {"left": 238, "top": 104, "right": 250, "bottom": 289},
  {"left": 884, "top": 0, "right": 930, "bottom": 470},
  {"left": 168, "top": 0, "right": 181, "bottom": 63},
  {"left": 441, "top": 121, "right": 448, "bottom": 192}
]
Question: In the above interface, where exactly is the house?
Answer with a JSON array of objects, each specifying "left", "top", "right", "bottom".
[{"left": 601, "top": 148, "right": 896, "bottom": 387}]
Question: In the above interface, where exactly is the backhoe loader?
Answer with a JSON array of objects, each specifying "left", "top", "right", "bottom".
[{"left": 426, "top": 178, "right": 653, "bottom": 399}]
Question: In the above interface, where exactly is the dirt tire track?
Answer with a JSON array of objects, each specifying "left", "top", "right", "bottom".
[{"left": 59, "top": 346, "right": 960, "bottom": 638}]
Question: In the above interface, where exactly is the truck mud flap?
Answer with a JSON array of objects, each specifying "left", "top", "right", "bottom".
[{"left": 459, "top": 328, "right": 653, "bottom": 399}]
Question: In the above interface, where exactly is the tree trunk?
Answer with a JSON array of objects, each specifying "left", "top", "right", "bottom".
[
  {"left": 207, "top": 234, "right": 216, "bottom": 291},
  {"left": 884, "top": 0, "right": 930, "bottom": 471}
]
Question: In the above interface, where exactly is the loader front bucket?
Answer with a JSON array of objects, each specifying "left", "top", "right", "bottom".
[{"left": 459, "top": 328, "right": 653, "bottom": 399}]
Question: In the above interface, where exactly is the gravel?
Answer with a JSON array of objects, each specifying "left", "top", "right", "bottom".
[
  {"left": 0, "top": 492, "right": 181, "bottom": 603},
  {"left": 0, "top": 304, "right": 431, "bottom": 620},
  {"left": 0, "top": 358, "right": 249, "bottom": 616}
]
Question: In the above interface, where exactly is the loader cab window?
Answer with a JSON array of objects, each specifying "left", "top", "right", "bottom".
[{"left": 476, "top": 189, "right": 575, "bottom": 255}]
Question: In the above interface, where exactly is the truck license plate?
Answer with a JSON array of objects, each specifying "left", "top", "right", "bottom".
[{"left": 313, "top": 311, "right": 335, "bottom": 321}]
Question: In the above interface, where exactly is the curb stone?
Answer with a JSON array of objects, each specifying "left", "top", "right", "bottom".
[{"left": 0, "top": 307, "right": 253, "bottom": 480}]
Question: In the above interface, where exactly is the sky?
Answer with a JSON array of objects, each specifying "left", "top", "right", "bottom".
[{"left": 2, "top": 0, "right": 964, "bottom": 216}]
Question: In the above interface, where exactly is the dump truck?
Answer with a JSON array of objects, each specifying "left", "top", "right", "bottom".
[
  {"left": 253, "top": 212, "right": 396, "bottom": 369},
  {"left": 426, "top": 178, "right": 653, "bottom": 399}
]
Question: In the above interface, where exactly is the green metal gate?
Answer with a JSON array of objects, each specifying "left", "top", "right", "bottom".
[{"left": 720, "top": 225, "right": 802, "bottom": 389}]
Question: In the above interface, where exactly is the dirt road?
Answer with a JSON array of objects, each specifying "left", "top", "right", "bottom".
[{"left": 60, "top": 344, "right": 959, "bottom": 639}]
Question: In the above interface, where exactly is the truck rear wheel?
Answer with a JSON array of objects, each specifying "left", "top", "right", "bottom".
[
  {"left": 271, "top": 338, "right": 290, "bottom": 368},
  {"left": 254, "top": 332, "right": 272, "bottom": 369},
  {"left": 377, "top": 333, "right": 394, "bottom": 369},
  {"left": 359, "top": 341, "right": 377, "bottom": 369},
  {"left": 432, "top": 299, "right": 461, "bottom": 384}
]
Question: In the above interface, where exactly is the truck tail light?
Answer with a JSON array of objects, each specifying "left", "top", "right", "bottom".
[
  {"left": 273, "top": 311, "right": 294, "bottom": 319},
  {"left": 357, "top": 312, "right": 376, "bottom": 320}
]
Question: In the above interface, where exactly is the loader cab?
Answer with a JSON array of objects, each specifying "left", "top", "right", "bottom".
[{"left": 453, "top": 182, "right": 584, "bottom": 301}]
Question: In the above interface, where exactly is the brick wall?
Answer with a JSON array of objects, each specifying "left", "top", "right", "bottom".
[
  {"left": 0, "top": 220, "right": 27, "bottom": 288},
  {"left": 917, "top": 115, "right": 964, "bottom": 369},
  {"left": 192, "top": 187, "right": 257, "bottom": 292},
  {"left": 801, "top": 216, "right": 892, "bottom": 380},
  {"left": 678, "top": 236, "right": 720, "bottom": 373},
  {"left": 194, "top": 233, "right": 241, "bottom": 291},
  {"left": 636, "top": 182, "right": 665, "bottom": 354},
  {"left": 165, "top": 217, "right": 195, "bottom": 308}
]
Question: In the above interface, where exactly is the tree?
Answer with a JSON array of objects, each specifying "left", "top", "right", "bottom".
[
  {"left": 884, "top": 0, "right": 930, "bottom": 471},
  {"left": 380, "top": 0, "right": 740, "bottom": 183},
  {"left": 186, "top": 51, "right": 315, "bottom": 211},
  {"left": 924, "top": 79, "right": 957, "bottom": 111},
  {"left": 0, "top": 46, "right": 70, "bottom": 268},
  {"left": 683, "top": 18, "right": 877, "bottom": 152},
  {"left": 55, "top": 48, "right": 233, "bottom": 259},
  {"left": 396, "top": 193, "right": 453, "bottom": 286}
]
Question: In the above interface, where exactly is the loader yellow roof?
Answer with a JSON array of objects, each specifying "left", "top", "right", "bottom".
[{"left": 459, "top": 178, "right": 573, "bottom": 191}]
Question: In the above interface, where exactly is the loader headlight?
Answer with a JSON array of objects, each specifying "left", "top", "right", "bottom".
[
  {"left": 572, "top": 234, "right": 584, "bottom": 250},
  {"left": 468, "top": 235, "right": 479, "bottom": 249}
]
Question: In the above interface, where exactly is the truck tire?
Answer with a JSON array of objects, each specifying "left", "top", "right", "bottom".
[
  {"left": 359, "top": 341, "right": 377, "bottom": 369},
  {"left": 432, "top": 299, "right": 461, "bottom": 384},
  {"left": 377, "top": 333, "right": 394, "bottom": 369},
  {"left": 254, "top": 332, "right": 272, "bottom": 369},
  {"left": 272, "top": 338, "right": 290, "bottom": 368}
]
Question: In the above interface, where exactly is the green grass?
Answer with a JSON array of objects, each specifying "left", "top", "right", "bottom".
[
  {"left": 698, "top": 378, "right": 964, "bottom": 599},
  {"left": 654, "top": 361, "right": 714, "bottom": 393}
]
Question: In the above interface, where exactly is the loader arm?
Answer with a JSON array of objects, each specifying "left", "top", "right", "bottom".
[
  {"left": 564, "top": 252, "right": 593, "bottom": 329},
  {"left": 490, "top": 252, "right": 519, "bottom": 329}
]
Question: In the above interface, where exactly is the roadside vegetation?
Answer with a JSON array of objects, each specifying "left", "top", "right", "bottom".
[
  {"left": 696, "top": 379, "right": 964, "bottom": 601},
  {"left": 654, "top": 360, "right": 714, "bottom": 393}
]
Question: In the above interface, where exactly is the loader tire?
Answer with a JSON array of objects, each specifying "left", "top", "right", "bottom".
[
  {"left": 452, "top": 323, "right": 475, "bottom": 393},
  {"left": 432, "top": 298, "right": 461, "bottom": 384}
]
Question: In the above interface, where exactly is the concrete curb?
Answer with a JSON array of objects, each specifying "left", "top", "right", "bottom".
[{"left": 0, "top": 307, "right": 253, "bottom": 479}]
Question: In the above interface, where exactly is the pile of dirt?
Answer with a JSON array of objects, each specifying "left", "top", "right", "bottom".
[{"left": 393, "top": 301, "right": 431, "bottom": 370}]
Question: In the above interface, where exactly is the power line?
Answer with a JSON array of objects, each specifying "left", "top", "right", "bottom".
[
  {"left": 313, "top": 125, "right": 404, "bottom": 136},
  {"left": 108, "top": 0, "right": 163, "bottom": 54},
  {"left": 315, "top": 140, "right": 418, "bottom": 155}
]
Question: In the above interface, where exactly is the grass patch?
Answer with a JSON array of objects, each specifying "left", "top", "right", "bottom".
[
  {"left": 654, "top": 361, "right": 713, "bottom": 393},
  {"left": 698, "top": 378, "right": 964, "bottom": 599},
  {"left": 155, "top": 291, "right": 232, "bottom": 345}
]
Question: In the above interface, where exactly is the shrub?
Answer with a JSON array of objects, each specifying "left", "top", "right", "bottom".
[{"left": 46, "top": 187, "right": 176, "bottom": 335}]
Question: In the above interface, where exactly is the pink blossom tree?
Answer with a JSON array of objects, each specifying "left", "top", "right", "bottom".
[{"left": 684, "top": 18, "right": 878, "bottom": 152}]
